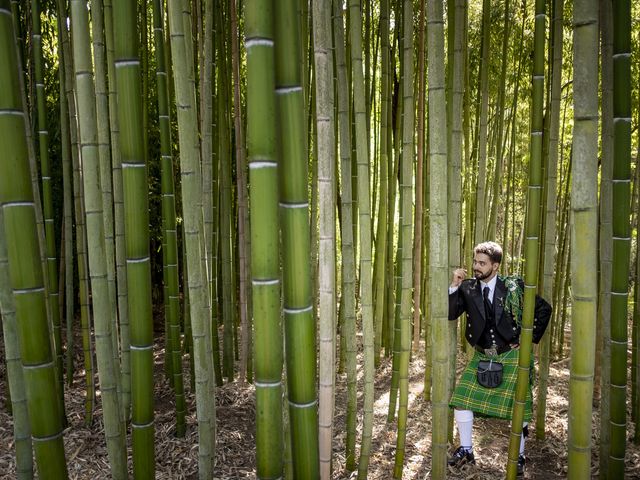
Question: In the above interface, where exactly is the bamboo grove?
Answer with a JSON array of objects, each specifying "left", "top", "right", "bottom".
[{"left": 1, "top": 0, "right": 640, "bottom": 478}]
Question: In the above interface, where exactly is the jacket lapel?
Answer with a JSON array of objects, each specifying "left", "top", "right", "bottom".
[{"left": 494, "top": 278, "right": 507, "bottom": 326}]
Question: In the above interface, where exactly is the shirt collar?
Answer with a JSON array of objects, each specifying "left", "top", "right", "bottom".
[{"left": 480, "top": 274, "right": 498, "bottom": 294}]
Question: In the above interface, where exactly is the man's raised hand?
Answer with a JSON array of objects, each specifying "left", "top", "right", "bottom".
[{"left": 451, "top": 268, "right": 467, "bottom": 288}]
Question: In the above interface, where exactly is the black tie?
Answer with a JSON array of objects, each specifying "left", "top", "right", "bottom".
[{"left": 483, "top": 286, "right": 493, "bottom": 319}]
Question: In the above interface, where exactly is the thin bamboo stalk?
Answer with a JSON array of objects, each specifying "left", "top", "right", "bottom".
[
  {"left": 332, "top": 1, "right": 357, "bottom": 469},
  {"left": 505, "top": 0, "right": 546, "bottom": 475},
  {"left": 313, "top": 1, "right": 336, "bottom": 476}
]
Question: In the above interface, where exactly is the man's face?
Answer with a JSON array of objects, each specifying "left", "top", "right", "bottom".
[{"left": 473, "top": 253, "right": 499, "bottom": 281}]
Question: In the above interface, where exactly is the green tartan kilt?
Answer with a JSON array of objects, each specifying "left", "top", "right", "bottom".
[{"left": 449, "top": 348, "right": 533, "bottom": 421}]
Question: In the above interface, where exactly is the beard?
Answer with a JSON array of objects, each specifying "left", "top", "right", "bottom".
[{"left": 474, "top": 270, "right": 492, "bottom": 281}]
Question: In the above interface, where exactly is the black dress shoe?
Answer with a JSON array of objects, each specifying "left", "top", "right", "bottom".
[
  {"left": 447, "top": 446, "right": 475, "bottom": 467},
  {"left": 517, "top": 454, "right": 526, "bottom": 476}
]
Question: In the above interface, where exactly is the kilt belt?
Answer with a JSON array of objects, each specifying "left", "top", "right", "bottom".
[{"left": 449, "top": 348, "right": 534, "bottom": 421}]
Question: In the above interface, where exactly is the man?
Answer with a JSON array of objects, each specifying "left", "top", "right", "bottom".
[{"left": 447, "top": 241, "right": 551, "bottom": 476}]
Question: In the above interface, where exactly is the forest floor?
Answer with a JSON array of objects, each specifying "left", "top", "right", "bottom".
[{"left": 1, "top": 328, "right": 640, "bottom": 479}]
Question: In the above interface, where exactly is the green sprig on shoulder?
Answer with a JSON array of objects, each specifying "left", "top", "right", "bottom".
[{"left": 498, "top": 274, "right": 524, "bottom": 326}]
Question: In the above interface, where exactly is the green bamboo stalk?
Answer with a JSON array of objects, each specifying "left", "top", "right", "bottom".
[
  {"left": 69, "top": 0, "right": 128, "bottom": 474},
  {"left": 230, "top": 0, "right": 252, "bottom": 383},
  {"left": 607, "top": 0, "right": 631, "bottom": 476},
  {"left": 217, "top": 5, "right": 235, "bottom": 382},
  {"left": 393, "top": 0, "right": 414, "bottom": 476},
  {"left": 412, "top": 0, "right": 425, "bottom": 352},
  {"left": 246, "top": 1, "right": 283, "bottom": 476},
  {"left": 0, "top": 211, "right": 33, "bottom": 479},
  {"left": 447, "top": 0, "right": 465, "bottom": 422},
  {"left": 55, "top": 1, "right": 72, "bottom": 381},
  {"left": 201, "top": 0, "right": 214, "bottom": 365},
  {"left": 57, "top": 0, "right": 95, "bottom": 425},
  {"left": 346, "top": 2, "right": 375, "bottom": 477},
  {"left": 0, "top": 4, "right": 68, "bottom": 476},
  {"left": 111, "top": 0, "right": 156, "bottom": 475},
  {"left": 332, "top": 0, "right": 357, "bottom": 469},
  {"left": 473, "top": 0, "right": 491, "bottom": 245},
  {"left": 385, "top": 106, "right": 400, "bottom": 358},
  {"left": 57, "top": 17, "right": 75, "bottom": 390},
  {"left": 426, "top": 0, "right": 449, "bottom": 475},
  {"left": 567, "top": 0, "right": 598, "bottom": 475},
  {"left": 32, "top": 0, "right": 64, "bottom": 411},
  {"left": 103, "top": 0, "right": 130, "bottom": 420},
  {"left": 209, "top": 1, "right": 223, "bottom": 387},
  {"left": 506, "top": 0, "right": 546, "bottom": 476},
  {"left": 274, "top": 1, "right": 319, "bottom": 476},
  {"left": 92, "top": 0, "right": 121, "bottom": 390},
  {"left": 388, "top": 220, "right": 403, "bottom": 421},
  {"left": 486, "top": 0, "right": 511, "bottom": 240},
  {"left": 167, "top": 0, "right": 217, "bottom": 475},
  {"left": 598, "top": 0, "right": 616, "bottom": 437},
  {"left": 536, "top": 0, "right": 563, "bottom": 438},
  {"left": 312, "top": 0, "right": 336, "bottom": 476},
  {"left": 152, "top": 0, "right": 185, "bottom": 437},
  {"left": 373, "top": 0, "right": 389, "bottom": 366},
  {"left": 71, "top": 87, "right": 96, "bottom": 427}
]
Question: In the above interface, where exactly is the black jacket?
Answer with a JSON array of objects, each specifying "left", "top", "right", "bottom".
[{"left": 449, "top": 277, "right": 552, "bottom": 347}]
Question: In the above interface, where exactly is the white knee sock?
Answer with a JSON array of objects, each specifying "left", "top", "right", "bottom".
[
  {"left": 454, "top": 409, "right": 474, "bottom": 451},
  {"left": 520, "top": 422, "right": 528, "bottom": 455}
]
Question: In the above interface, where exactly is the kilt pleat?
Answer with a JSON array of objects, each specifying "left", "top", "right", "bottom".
[{"left": 449, "top": 348, "right": 533, "bottom": 421}]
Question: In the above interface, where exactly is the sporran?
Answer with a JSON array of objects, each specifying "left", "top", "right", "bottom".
[{"left": 476, "top": 359, "right": 503, "bottom": 388}]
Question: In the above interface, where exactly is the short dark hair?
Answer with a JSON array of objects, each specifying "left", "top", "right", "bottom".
[{"left": 474, "top": 241, "right": 503, "bottom": 264}]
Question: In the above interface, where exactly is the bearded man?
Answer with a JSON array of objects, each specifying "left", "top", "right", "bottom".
[{"left": 447, "top": 241, "right": 552, "bottom": 476}]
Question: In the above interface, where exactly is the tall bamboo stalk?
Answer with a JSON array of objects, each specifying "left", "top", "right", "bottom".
[
  {"left": 313, "top": 1, "right": 336, "bottom": 477},
  {"left": 332, "top": 0, "right": 358, "bottom": 469},
  {"left": 393, "top": 0, "right": 414, "bottom": 475},
  {"left": 274, "top": 1, "right": 319, "bottom": 476},
  {"left": 103, "top": 0, "right": 131, "bottom": 420},
  {"left": 412, "top": 0, "right": 425, "bottom": 352},
  {"left": 607, "top": 0, "right": 631, "bottom": 476},
  {"left": 69, "top": 0, "right": 128, "bottom": 475},
  {"left": 167, "top": 0, "right": 217, "bottom": 475},
  {"left": 56, "top": 0, "right": 95, "bottom": 424},
  {"left": 217, "top": 6, "right": 236, "bottom": 381},
  {"left": 536, "top": 0, "right": 563, "bottom": 438},
  {"left": 427, "top": 0, "right": 449, "bottom": 475},
  {"left": 246, "top": 1, "right": 283, "bottom": 476},
  {"left": 112, "top": 0, "right": 156, "bottom": 475},
  {"left": 0, "top": 3, "right": 68, "bottom": 475},
  {"left": 230, "top": 0, "right": 252, "bottom": 383},
  {"left": 373, "top": 0, "right": 390, "bottom": 365},
  {"left": 57, "top": 13, "right": 75, "bottom": 390},
  {"left": 347, "top": 1, "right": 375, "bottom": 476},
  {"left": 486, "top": 0, "right": 511, "bottom": 240},
  {"left": 567, "top": 0, "right": 598, "bottom": 475},
  {"left": 473, "top": 0, "right": 491, "bottom": 245},
  {"left": 32, "top": 0, "right": 64, "bottom": 409},
  {"left": 152, "top": 0, "right": 185, "bottom": 437},
  {"left": 506, "top": 0, "right": 546, "bottom": 476},
  {"left": 91, "top": 0, "right": 120, "bottom": 384}
]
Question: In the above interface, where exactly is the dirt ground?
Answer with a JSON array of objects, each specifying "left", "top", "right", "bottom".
[{"left": 1, "top": 335, "right": 640, "bottom": 479}]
